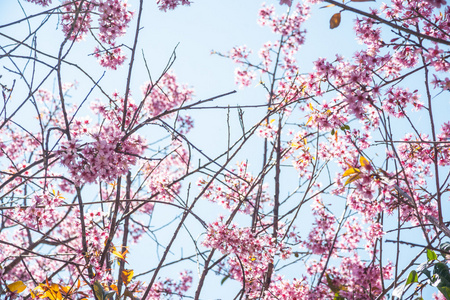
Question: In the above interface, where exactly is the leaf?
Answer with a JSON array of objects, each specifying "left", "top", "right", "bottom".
[
  {"left": 123, "top": 289, "right": 138, "bottom": 300},
  {"left": 406, "top": 270, "right": 418, "bottom": 285},
  {"left": 326, "top": 274, "right": 340, "bottom": 293},
  {"left": 340, "top": 124, "right": 350, "bottom": 131},
  {"left": 359, "top": 156, "right": 369, "bottom": 167},
  {"left": 417, "top": 261, "right": 432, "bottom": 278},
  {"left": 121, "top": 269, "right": 134, "bottom": 286},
  {"left": 111, "top": 248, "right": 128, "bottom": 263},
  {"left": 331, "top": 129, "right": 335, "bottom": 135},
  {"left": 342, "top": 167, "right": 360, "bottom": 177},
  {"left": 344, "top": 174, "right": 362, "bottom": 185},
  {"left": 320, "top": 4, "right": 336, "bottom": 8},
  {"left": 330, "top": 13, "right": 341, "bottom": 29},
  {"left": 427, "top": 249, "right": 438, "bottom": 261},
  {"left": 110, "top": 284, "right": 118, "bottom": 293},
  {"left": 351, "top": 0, "right": 375, "bottom": 2},
  {"left": 221, "top": 275, "right": 230, "bottom": 285},
  {"left": 7, "top": 281, "right": 26, "bottom": 293},
  {"left": 438, "top": 286, "right": 450, "bottom": 300},
  {"left": 104, "top": 291, "right": 116, "bottom": 300},
  {"left": 434, "top": 262, "right": 450, "bottom": 296},
  {"left": 93, "top": 281, "right": 105, "bottom": 300}
]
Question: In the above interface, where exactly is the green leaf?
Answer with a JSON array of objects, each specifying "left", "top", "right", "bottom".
[
  {"left": 438, "top": 286, "right": 450, "bottom": 300},
  {"left": 333, "top": 292, "right": 345, "bottom": 300},
  {"left": 221, "top": 275, "right": 230, "bottom": 285},
  {"left": 428, "top": 249, "right": 438, "bottom": 261},
  {"left": 93, "top": 281, "right": 105, "bottom": 300},
  {"left": 406, "top": 270, "right": 418, "bottom": 285},
  {"left": 331, "top": 129, "right": 335, "bottom": 135},
  {"left": 104, "top": 291, "right": 115, "bottom": 300},
  {"left": 434, "top": 262, "right": 450, "bottom": 290},
  {"left": 422, "top": 269, "right": 432, "bottom": 279}
]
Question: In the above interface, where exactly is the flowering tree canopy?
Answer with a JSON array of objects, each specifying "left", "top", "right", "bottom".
[{"left": 0, "top": 0, "right": 449, "bottom": 299}]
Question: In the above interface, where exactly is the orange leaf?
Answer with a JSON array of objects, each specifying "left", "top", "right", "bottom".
[
  {"left": 330, "top": 13, "right": 341, "bottom": 29},
  {"left": 7, "top": 281, "right": 26, "bottom": 293},
  {"left": 121, "top": 269, "right": 134, "bottom": 286},
  {"left": 320, "top": 3, "right": 336, "bottom": 8},
  {"left": 110, "top": 284, "right": 118, "bottom": 293}
]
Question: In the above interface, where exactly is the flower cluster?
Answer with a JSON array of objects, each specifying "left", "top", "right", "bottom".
[
  {"left": 58, "top": 126, "right": 144, "bottom": 185},
  {"left": 203, "top": 217, "right": 291, "bottom": 298},
  {"left": 144, "top": 270, "right": 193, "bottom": 299},
  {"left": 59, "top": 0, "right": 133, "bottom": 68},
  {"left": 24, "top": 0, "right": 51, "bottom": 5},
  {"left": 156, "top": 0, "right": 191, "bottom": 11},
  {"left": 61, "top": 0, "right": 94, "bottom": 42},
  {"left": 94, "top": 45, "right": 126, "bottom": 70},
  {"left": 141, "top": 71, "right": 194, "bottom": 119}
]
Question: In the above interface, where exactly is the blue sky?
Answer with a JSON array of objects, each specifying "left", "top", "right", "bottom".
[{"left": 0, "top": 0, "right": 446, "bottom": 298}]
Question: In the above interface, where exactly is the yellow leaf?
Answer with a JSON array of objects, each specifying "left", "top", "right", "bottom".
[
  {"left": 330, "top": 13, "right": 341, "bottom": 29},
  {"left": 7, "top": 281, "right": 26, "bottom": 293},
  {"left": 342, "top": 167, "right": 360, "bottom": 177},
  {"left": 121, "top": 269, "right": 134, "bottom": 286},
  {"left": 112, "top": 250, "right": 124, "bottom": 260},
  {"left": 320, "top": 3, "right": 336, "bottom": 8},
  {"left": 44, "top": 289, "right": 61, "bottom": 300},
  {"left": 359, "top": 156, "right": 369, "bottom": 167},
  {"left": 308, "top": 103, "right": 314, "bottom": 111},
  {"left": 60, "top": 285, "right": 71, "bottom": 294},
  {"left": 345, "top": 174, "right": 362, "bottom": 185},
  {"left": 50, "top": 283, "right": 60, "bottom": 292},
  {"left": 306, "top": 116, "right": 313, "bottom": 125},
  {"left": 110, "top": 284, "right": 118, "bottom": 293}
]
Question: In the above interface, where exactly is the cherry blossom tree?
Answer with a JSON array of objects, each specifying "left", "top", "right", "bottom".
[{"left": 0, "top": 0, "right": 449, "bottom": 299}]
